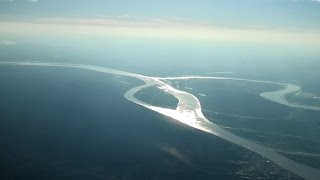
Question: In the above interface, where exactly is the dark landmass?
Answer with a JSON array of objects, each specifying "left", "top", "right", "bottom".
[
  {"left": 170, "top": 78, "right": 320, "bottom": 170},
  {"left": 0, "top": 66, "right": 301, "bottom": 179},
  {"left": 134, "top": 86, "right": 179, "bottom": 109},
  {"left": 285, "top": 91, "right": 320, "bottom": 107}
]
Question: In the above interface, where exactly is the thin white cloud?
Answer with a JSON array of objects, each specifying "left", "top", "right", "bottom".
[
  {"left": 0, "top": 40, "right": 16, "bottom": 45},
  {"left": 26, "top": 16, "right": 320, "bottom": 34},
  {"left": 30, "top": 16, "right": 202, "bottom": 29},
  {"left": 158, "top": 144, "right": 191, "bottom": 165},
  {"left": 0, "top": 0, "right": 38, "bottom": 2},
  {"left": 292, "top": 0, "right": 320, "bottom": 2},
  {"left": 2, "top": 16, "right": 320, "bottom": 45},
  {"left": 96, "top": 15, "right": 200, "bottom": 26}
]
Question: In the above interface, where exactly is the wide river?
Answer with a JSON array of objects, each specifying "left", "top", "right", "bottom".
[{"left": 1, "top": 62, "right": 320, "bottom": 180}]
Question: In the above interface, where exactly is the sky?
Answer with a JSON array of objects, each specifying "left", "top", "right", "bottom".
[
  {"left": 1, "top": 0, "right": 320, "bottom": 36},
  {"left": 0, "top": 0, "right": 320, "bottom": 80},
  {"left": 0, "top": 0, "right": 320, "bottom": 28}
]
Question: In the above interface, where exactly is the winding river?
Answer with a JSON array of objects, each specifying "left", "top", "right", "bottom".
[{"left": 1, "top": 62, "right": 320, "bottom": 179}]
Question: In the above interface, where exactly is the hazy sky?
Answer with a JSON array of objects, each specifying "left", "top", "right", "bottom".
[
  {"left": 0, "top": 0, "right": 320, "bottom": 76},
  {"left": 1, "top": 0, "right": 320, "bottom": 48},
  {"left": 1, "top": 0, "right": 320, "bottom": 28}
]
